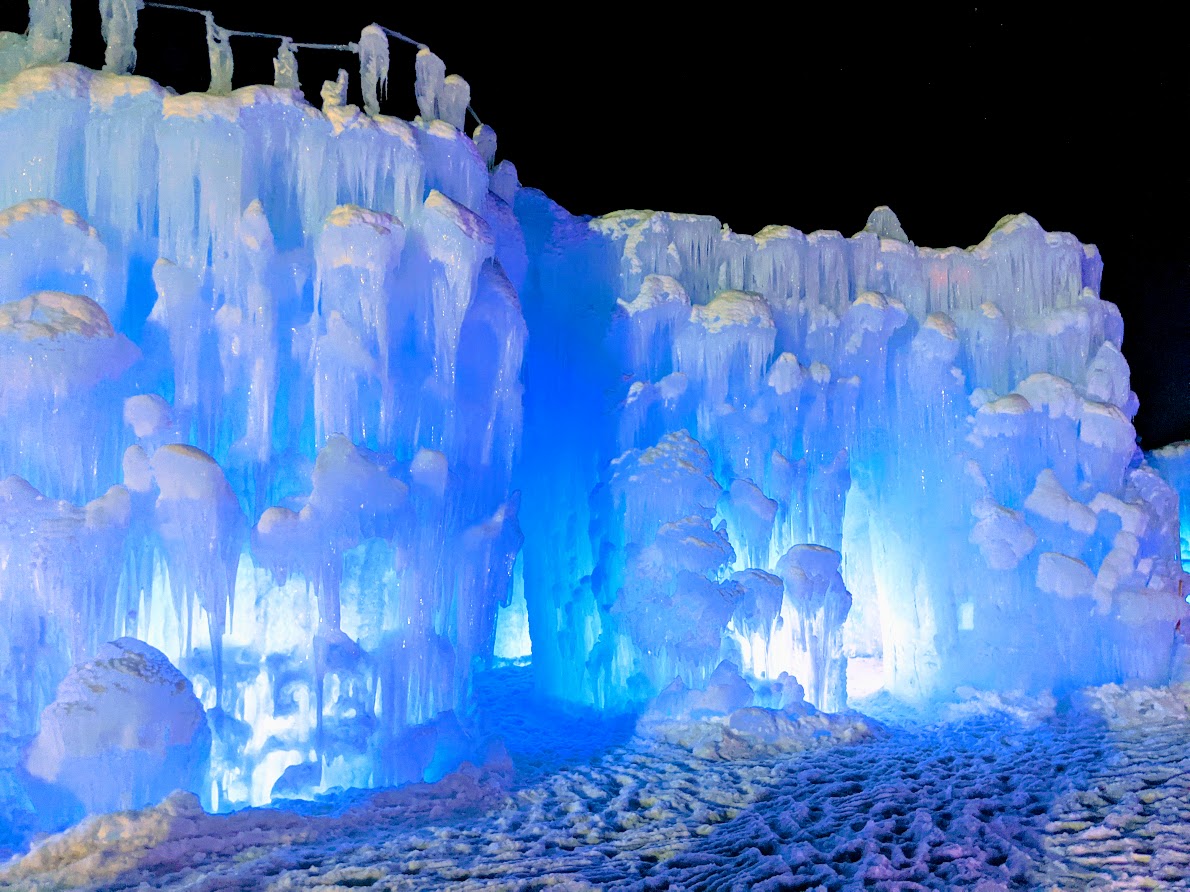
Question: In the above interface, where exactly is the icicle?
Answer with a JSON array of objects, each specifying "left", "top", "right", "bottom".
[
  {"left": 320, "top": 68, "right": 348, "bottom": 110},
  {"left": 100, "top": 0, "right": 142, "bottom": 75},
  {"left": 358, "top": 24, "right": 389, "bottom": 117},
  {"left": 414, "top": 47, "right": 445, "bottom": 121},
  {"left": 472, "top": 124, "right": 496, "bottom": 169},
  {"left": 26, "top": 0, "right": 72, "bottom": 67},
  {"left": 204, "top": 14, "right": 233, "bottom": 95},
  {"left": 273, "top": 37, "right": 299, "bottom": 90}
]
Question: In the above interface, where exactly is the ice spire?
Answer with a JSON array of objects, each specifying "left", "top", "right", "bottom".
[
  {"left": 862, "top": 205, "right": 910, "bottom": 243},
  {"left": 358, "top": 24, "right": 389, "bottom": 116},
  {"left": 204, "top": 13, "right": 233, "bottom": 95},
  {"left": 26, "top": 0, "right": 72, "bottom": 67},
  {"left": 440, "top": 74, "right": 470, "bottom": 130},
  {"left": 321, "top": 68, "right": 348, "bottom": 110},
  {"left": 100, "top": 0, "right": 143, "bottom": 75},
  {"left": 473, "top": 124, "right": 497, "bottom": 169},
  {"left": 415, "top": 47, "right": 445, "bottom": 121},
  {"left": 273, "top": 36, "right": 299, "bottom": 90}
]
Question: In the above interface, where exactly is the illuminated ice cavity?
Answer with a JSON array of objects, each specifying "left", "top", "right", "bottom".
[{"left": 0, "top": 51, "right": 1186, "bottom": 836}]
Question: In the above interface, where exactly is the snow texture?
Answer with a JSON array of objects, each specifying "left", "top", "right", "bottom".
[{"left": 7, "top": 665, "right": 1190, "bottom": 889}]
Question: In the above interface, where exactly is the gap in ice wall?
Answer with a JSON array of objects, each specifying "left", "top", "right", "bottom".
[{"left": 0, "top": 56, "right": 526, "bottom": 826}]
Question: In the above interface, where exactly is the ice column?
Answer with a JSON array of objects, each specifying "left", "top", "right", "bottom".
[
  {"left": 99, "top": 0, "right": 142, "bottom": 75},
  {"left": 273, "top": 38, "right": 299, "bottom": 90},
  {"left": 26, "top": 0, "right": 72, "bottom": 67},
  {"left": 775, "top": 545, "right": 851, "bottom": 712},
  {"left": 414, "top": 48, "right": 445, "bottom": 121},
  {"left": 0, "top": 478, "right": 131, "bottom": 739},
  {"left": 358, "top": 25, "right": 389, "bottom": 117},
  {"left": 139, "top": 444, "right": 246, "bottom": 707},
  {"left": 311, "top": 205, "right": 406, "bottom": 449},
  {"left": 204, "top": 14, "right": 233, "bottom": 95},
  {"left": 422, "top": 190, "right": 494, "bottom": 390},
  {"left": 0, "top": 290, "right": 137, "bottom": 501}
]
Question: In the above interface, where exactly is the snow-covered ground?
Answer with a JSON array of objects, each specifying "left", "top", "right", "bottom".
[{"left": 3, "top": 669, "right": 1190, "bottom": 891}]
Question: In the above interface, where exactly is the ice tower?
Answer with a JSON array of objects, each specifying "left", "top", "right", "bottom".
[{"left": 0, "top": 2, "right": 1187, "bottom": 843}]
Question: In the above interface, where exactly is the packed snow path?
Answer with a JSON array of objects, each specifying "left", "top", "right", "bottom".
[
  {"left": 4, "top": 674, "right": 1190, "bottom": 890},
  {"left": 1039, "top": 719, "right": 1190, "bottom": 889}
]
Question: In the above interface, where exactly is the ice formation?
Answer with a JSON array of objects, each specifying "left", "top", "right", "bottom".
[
  {"left": 24, "top": 638, "right": 209, "bottom": 820},
  {"left": 0, "top": 4, "right": 1187, "bottom": 845}
]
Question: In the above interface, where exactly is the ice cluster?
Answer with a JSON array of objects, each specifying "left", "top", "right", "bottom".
[{"left": 0, "top": 8, "right": 1187, "bottom": 840}]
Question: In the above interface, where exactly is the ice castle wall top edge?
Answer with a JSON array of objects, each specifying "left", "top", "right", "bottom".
[{"left": 588, "top": 207, "right": 1098, "bottom": 264}]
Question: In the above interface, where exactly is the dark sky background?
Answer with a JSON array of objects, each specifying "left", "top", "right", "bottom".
[{"left": 4, "top": 3, "right": 1187, "bottom": 447}]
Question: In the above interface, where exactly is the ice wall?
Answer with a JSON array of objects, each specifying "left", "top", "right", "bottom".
[
  {"left": 517, "top": 201, "right": 1188, "bottom": 709},
  {"left": 0, "top": 59, "right": 525, "bottom": 818}
]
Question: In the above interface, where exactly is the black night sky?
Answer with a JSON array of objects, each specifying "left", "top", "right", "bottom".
[{"left": 3, "top": 3, "right": 1186, "bottom": 447}]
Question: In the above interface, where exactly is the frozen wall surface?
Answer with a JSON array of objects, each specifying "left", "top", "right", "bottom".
[{"left": 0, "top": 42, "right": 1187, "bottom": 830}]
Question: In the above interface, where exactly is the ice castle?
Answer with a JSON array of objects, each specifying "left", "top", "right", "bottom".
[{"left": 1, "top": 0, "right": 1187, "bottom": 839}]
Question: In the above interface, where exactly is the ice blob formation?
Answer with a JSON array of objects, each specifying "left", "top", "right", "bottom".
[{"left": 0, "top": 17, "right": 1187, "bottom": 832}]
